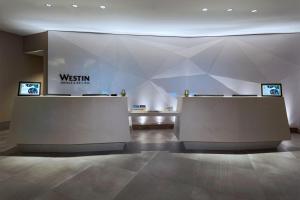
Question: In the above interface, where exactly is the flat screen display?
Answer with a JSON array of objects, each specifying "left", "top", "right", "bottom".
[
  {"left": 261, "top": 83, "right": 282, "bottom": 97},
  {"left": 18, "top": 82, "right": 41, "bottom": 96}
]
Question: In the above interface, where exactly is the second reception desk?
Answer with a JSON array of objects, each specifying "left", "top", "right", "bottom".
[
  {"left": 9, "top": 96, "right": 131, "bottom": 152},
  {"left": 177, "top": 96, "right": 290, "bottom": 150}
]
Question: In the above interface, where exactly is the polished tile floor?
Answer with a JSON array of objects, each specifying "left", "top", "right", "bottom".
[
  {"left": 131, "top": 129, "right": 178, "bottom": 144},
  {"left": 0, "top": 130, "right": 300, "bottom": 200}
]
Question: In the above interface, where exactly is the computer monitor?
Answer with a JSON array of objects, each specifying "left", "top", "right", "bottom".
[
  {"left": 18, "top": 82, "right": 41, "bottom": 96},
  {"left": 261, "top": 83, "right": 282, "bottom": 97}
]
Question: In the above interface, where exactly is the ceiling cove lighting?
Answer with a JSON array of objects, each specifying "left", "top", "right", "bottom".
[
  {"left": 100, "top": 5, "right": 106, "bottom": 9},
  {"left": 72, "top": 4, "right": 78, "bottom": 8},
  {"left": 202, "top": 8, "right": 208, "bottom": 12}
]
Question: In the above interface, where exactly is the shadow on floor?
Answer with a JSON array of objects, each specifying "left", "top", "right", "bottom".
[
  {"left": 1, "top": 129, "right": 299, "bottom": 157},
  {"left": 1, "top": 141, "right": 286, "bottom": 158}
]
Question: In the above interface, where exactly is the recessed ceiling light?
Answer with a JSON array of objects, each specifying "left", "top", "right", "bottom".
[
  {"left": 100, "top": 5, "right": 106, "bottom": 9},
  {"left": 72, "top": 4, "right": 78, "bottom": 8},
  {"left": 202, "top": 8, "right": 208, "bottom": 12},
  {"left": 227, "top": 8, "right": 233, "bottom": 12},
  {"left": 251, "top": 9, "right": 257, "bottom": 13},
  {"left": 45, "top": 3, "right": 52, "bottom": 7}
]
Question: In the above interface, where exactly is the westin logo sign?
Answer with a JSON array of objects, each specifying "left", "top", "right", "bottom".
[{"left": 59, "top": 74, "right": 90, "bottom": 84}]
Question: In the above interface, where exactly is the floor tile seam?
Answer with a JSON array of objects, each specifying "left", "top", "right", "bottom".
[
  {"left": 245, "top": 160, "right": 289, "bottom": 180},
  {"left": 125, "top": 152, "right": 203, "bottom": 191},
  {"left": 111, "top": 151, "right": 160, "bottom": 200},
  {"left": 28, "top": 164, "right": 95, "bottom": 199},
  {"left": 248, "top": 164, "right": 288, "bottom": 176},
  {"left": 49, "top": 163, "right": 94, "bottom": 190},
  {"left": 10, "top": 162, "right": 94, "bottom": 198},
  {"left": 246, "top": 155, "right": 263, "bottom": 174},
  {"left": 123, "top": 151, "right": 160, "bottom": 178},
  {"left": 9, "top": 161, "right": 89, "bottom": 191},
  {"left": 52, "top": 165, "right": 136, "bottom": 200},
  {"left": 291, "top": 154, "right": 300, "bottom": 161},
  {"left": 288, "top": 151, "right": 299, "bottom": 159},
  {"left": 229, "top": 154, "right": 256, "bottom": 171},
  {"left": 20, "top": 162, "right": 92, "bottom": 186}
]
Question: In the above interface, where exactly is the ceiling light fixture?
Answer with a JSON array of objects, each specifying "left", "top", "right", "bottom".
[
  {"left": 45, "top": 3, "right": 52, "bottom": 7},
  {"left": 227, "top": 8, "right": 233, "bottom": 12},
  {"left": 202, "top": 8, "right": 208, "bottom": 12},
  {"left": 100, "top": 5, "right": 106, "bottom": 9},
  {"left": 72, "top": 4, "right": 78, "bottom": 8},
  {"left": 251, "top": 9, "right": 257, "bottom": 13}
]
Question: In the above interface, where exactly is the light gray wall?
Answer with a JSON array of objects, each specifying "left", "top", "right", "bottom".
[{"left": 48, "top": 31, "right": 300, "bottom": 128}]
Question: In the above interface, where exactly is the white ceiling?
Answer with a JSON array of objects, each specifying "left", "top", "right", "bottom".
[{"left": 0, "top": 0, "right": 300, "bottom": 37}]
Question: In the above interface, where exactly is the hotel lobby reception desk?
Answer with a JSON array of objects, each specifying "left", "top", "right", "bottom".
[
  {"left": 10, "top": 96, "right": 131, "bottom": 152},
  {"left": 9, "top": 96, "right": 291, "bottom": 152},
  {"left": 177, "top": 97, "right": 290, "bottom": 150}
]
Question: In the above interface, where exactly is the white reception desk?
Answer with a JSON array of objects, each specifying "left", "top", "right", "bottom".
[
  {"left": 10, "top": 96, "right": 131, "bottom": 152},
  {"left": 177, "top": 97, "right": 291, "bottom": 150},
  {"left": 9, "top": 96, "right": 291, "bottom": 152}
]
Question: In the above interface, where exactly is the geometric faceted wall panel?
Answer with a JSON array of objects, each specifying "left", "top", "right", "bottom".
[{"left": 48, "top": 31, "right": 300, "bottom": 127}]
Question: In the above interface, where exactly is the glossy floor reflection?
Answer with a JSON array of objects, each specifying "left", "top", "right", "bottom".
[
  {"left": 131, "top": 129, "right": 178, "bottom": 144},
  {"left": 0, "top": 130, "right": 300, "bottom": 200}
]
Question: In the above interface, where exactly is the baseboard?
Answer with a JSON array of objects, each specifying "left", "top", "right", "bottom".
[
  {"left": 290, "top": 127, "right": 299, "bottom": 133},
  {"left": 132, "top": 123, "right": 174, "bottom": 130},
  {"left": 183, "top": 141, "right": 280, "bottom": 151},
  {"left": 18, "top": 143, "right": 126, "bottom": 153},
  {"left": 0, "top": 121, "right": 10, "bottom": 131}
]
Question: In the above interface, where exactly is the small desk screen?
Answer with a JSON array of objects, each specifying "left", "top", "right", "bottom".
[
  {"left": 261, "top": 84, "right": 282, "bottom": 97},
  {"left": 18, "top": 82, "right": 41, "bottom": 96}
]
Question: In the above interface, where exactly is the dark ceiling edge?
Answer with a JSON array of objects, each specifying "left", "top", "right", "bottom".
[
  {"left": 3, "top": 27, "right": 299, "bottom": 39},
  {"left": 43, "top": 30, "right": 300, "bottom": 39}
]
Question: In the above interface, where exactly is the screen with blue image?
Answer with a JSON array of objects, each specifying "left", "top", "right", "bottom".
[
  {"left": 261, "top": 84, "right": 282, "bottom": 97},
  {"left": 18, "top": 82, "right": 41, "bottom": 96}
]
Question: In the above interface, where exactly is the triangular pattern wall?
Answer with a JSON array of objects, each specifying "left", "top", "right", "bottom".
[{"left": 48, "top": 31, "right": 300, "bottom": 127}]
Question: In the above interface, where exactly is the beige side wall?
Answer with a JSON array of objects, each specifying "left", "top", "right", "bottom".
[
  {"left": 23, "top": 32, "right": 48, "bottom": 52},
  {"left": 0, "top": 31, "right": 43, "bottom": 122}
]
